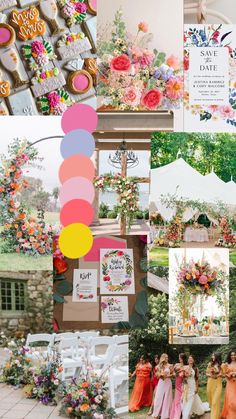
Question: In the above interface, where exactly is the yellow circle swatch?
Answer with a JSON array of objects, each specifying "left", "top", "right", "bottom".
[{"left": 59, "top": 223, "right": 93, "bottom": 259}]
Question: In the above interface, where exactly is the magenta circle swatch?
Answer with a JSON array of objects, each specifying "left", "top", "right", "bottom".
[
  {"left": 61, "top": 104, "right": 98, "bottom": 134},
  {"left": 60, "top": 199, "right": 94, "bottom": 227},
  {"left": 59, "top": 155, "right": 95, "bottom": 184},
  {"left": 60, "top": 129, "right": 95, "bottom": 159},
  {"left": 59, "top": 176, "right": 95, "bottom": 207}
]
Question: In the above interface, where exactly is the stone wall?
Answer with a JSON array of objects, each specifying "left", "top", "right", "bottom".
[{"left": 0, "top": 270, "right": 53, "bottom": 337}]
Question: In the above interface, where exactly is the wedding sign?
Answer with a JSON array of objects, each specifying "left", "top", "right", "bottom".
[
  {"left": 72, "top": 269, "right": 97, "bottom": 302},
  {"left": 101, "top": 296, "right": 129, "bottom": 323},
  {"left": 184, "top": 24, "right": 236, "bottom": 132},
  {"left": 100, "top": 249, "right": 135, "bottom": 294}
]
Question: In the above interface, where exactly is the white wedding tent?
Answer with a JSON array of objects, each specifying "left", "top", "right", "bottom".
[{"left": 150, "top": 158, "right": 236, "bottom": 222}]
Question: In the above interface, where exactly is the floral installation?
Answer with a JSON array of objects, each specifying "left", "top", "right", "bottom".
[
  {"left": 38, "top": 89, "right": 74, "bottom": 115},
  {"left": 153, "top": 215, "right": 184, "bottom": 248},
  {"left": 57, "top": 32, "right": 86, "bottom": 46},
  {"left": 22, "top": 40, "right": 56, "bottom": 71},
  {"left": 0, "top": 139, "right": 53, "bottom": 256},
  {"left": 177, "top": 259, "right": 225, "bottom": 296},
  {"left": 184, "top": 25, "right": 236, "bottom": 127},
  {"left": 101, "top": 297, "right": 121, "bottom": 312},
  {"left": 1, "top": 341, "right": 32, "bottom": 386},
  {"left": 58, "top": 0, "right": 87, "bottom": 27},
  {"left": 97, "top": 9, "right": 183, "bottom": 111},
  {"left": 101, "top": 249, "right": 133, "bottom": 292},
  {"left": 94, "top": 174, "right": 139, "bottom": 228},
  {"left": 32, "top": 67, "right": 61, "bottom": 84},
  {"left": 215, "top": 217, "right": 236, "bottom": 248}
]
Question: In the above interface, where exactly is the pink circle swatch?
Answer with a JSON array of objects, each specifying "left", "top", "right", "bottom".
[
  {"left": 61, "top": 104, "right": 98, "bottom": 134},
  {"left": 59, "top": 154, "right": 95, "bottom": 184},
  {"left": 60, "top": 199, "right": 94, "bottom": 227},
  {"left": 59, "top": 176, "right": 95, "bottom": 207}
]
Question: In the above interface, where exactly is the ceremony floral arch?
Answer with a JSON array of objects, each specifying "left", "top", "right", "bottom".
[
  {"left": 94, "top": 173, "right": 139, "bottom": 228},
  {"left": 0, "top": 139, "right": 53, "bottom": 256}
]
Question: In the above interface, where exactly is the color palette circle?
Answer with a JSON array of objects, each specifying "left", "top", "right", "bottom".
[
  {"left": 61, "top": 103, "right": 98, "bottom": 134},
  {"left": 60, "top": 129, "right": 95, "bottom": 159},
  {"left": 59, "top": 154, "right": 95, "bottom": 184},
  {"left": 59, "top": 223, "right": 93, "bottom": 259},
  {"left": 60, "top": 199, "right": 94, "bottom": 227},
  {"left": 59, "top": 176, "right": 95, "bottom": 207}
]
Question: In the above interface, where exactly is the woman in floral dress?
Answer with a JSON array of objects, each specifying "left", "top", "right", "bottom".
[
  {"left": 152, "top": 353, "right": 173, "bottom": 419},
  {"left": 129, "top": 355, "right": 153, "bottom": 412},
  {"left": 206, "top": 352, "right": 223, "bottom": 419},
  {"left": 221, "top": 350, "right": 236, "bottom": 419}
]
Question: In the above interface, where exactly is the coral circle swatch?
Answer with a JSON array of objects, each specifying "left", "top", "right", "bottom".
[
  {"left": 59, "top": 154, "right": 95, "bottom": 183},
  {"left": 60, "top": 199, "right": 94, "bottom": 227}
]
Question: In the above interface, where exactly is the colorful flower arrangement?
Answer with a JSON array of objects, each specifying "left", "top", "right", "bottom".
[
  {"left": 177, "top": 260, "right": 225, "bottom": 296},
  {"left": 60, "top": 378, "right": 116, "bottom": 418},
  {"left": 22, "top": 40, "right": 56, "bottom": 70},
  {"left": 58, "top": 0, "right": 87, "bottom": 27},
  {"left": 101, "top": 250, "right": 133, "bottom": 292},
  {"left": 97, "top": 9, "right": 183, "bottom": 111},
  {"left": 32, "top": 67, "right": 60, "bottom": 84},
  {"left": 57, "top": 32, "right": 86, "bottom": 46},
  {"left": 1, "top": 343, "right": 32, "bottom": 386},
  {"left": 215, "top": 217, "right": 236, "bottom": 248},
  {"left": 94, "top": 174, "right": 139, "bottom": 228},
  {"left": 184, "top": 25, "right": 236, "bottom": 127},
  {"left": 38, "top": 89, "right": 74, "bottom": 115},
  {"left": 153, "top": 215, "right": 183, "bottom": 248}
]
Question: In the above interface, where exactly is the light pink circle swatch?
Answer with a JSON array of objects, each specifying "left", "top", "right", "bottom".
[
  {"left": 59, "top": 176, "right": 95, "bottom": 207},
  {"left": 59, "top": 155, "right": 95, "bottom": 184},
  {"left": 61, "top": 104, "right": 98, "bottom": 134},
  {"left": 60, "top": 199, "right": 94, "bottom": 227}
]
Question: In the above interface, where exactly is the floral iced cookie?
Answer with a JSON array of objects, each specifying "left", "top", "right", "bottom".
[
  {"left": 58, "top": 0, "right": 87, "bottom": 27},
  {"left": 85, "top": 0, "right": 96, "bottom": 15},
  {"left": 31, "top": 67, "right": 66, "bottom": 97},
  {"left": 82, "top": 16, "right": 96, "bottom": 53},
  {"left": 7, "top": 88, "right": 39, "bottom": 115},
  {"left": 0, "top": 23, "right": 15, "bottom": 47},
  {"left": 22, "top": 40, "right": 56, "bottom": 71},
  {"left": 10, "top": 6, "right": 46, "bottom": 41},
  {"left": 39, "top": 0, "right": 65, "bottom": 35},
  {"left": 38, "top": 88, "right": 74, "bottom": 115},
  {"left": 67, "top": 69, "right": 92, "bottom": 94},
  {"left": 57, "top": 32, "right": 91, "bottom": 60},
  {"left": 0, "top": 0, "right": 16, "bottom": 12}
]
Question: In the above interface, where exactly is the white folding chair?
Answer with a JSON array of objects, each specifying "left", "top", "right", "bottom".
[
  {"left": 88, "top": 336, "right": 115, "bottom": 367},
  {"left": 58, "top": 337, "right": 83, "bottom": 381},
  {"left": 54, "top": 333, "right": 85, "bottom": 358},
  {"left": 108, "top": 344, "right": 129, "bottom": 414},
  {"left": 76, "top": 331, "right": 100, "bottom": 338},
  {"left": 25, "top": 333, "right": 54, "bottom": 359},
  {"left": 113, "top": 335, "right": 129, "bottom": 345}
]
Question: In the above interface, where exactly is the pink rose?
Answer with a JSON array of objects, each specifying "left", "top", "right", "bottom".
[
  {"left": 75, "top": 2, "right": 87, "bottom": 13},
  {"left": 166, "top": 55, "right": 181, "bottom": 71},
  {"left": 67, "top": 35, "right": 73, "bottom": 43},
  {"left": 141, "top": 89, "right": 163, "bottom": 110},
  {"left": 139, "top": 50, "right": 154, "bottom": 68},
  {"left": 165, "top": 76, "right": 183, "bottom": 100},
  {"left": 40, "top": 72, "right": 47, "bottom": 80},
  {"left": 123, "top": 86, "right": 141, "bottom": 107},
  {"left": 110, "top": 54, "right": 131, "bottom": 72},
  {"left": 31, "top": 41, "right": 45, "bottom": 55},
  {"left": 138, "top": 21, "right": 148, "bottom": 33},
  {"left": 48, "top": 91, "right": 61, "bottom": 107},
  {"left": 219, "top": 105, "right": 235, "bottom": 120},
  {"left": 199, "top": 275, "right": 208, "bottom": 285}
]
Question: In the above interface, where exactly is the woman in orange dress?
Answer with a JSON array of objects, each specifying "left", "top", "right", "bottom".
[
  {"left": 129, "top": 355, "right": 153, "bottom": 412},
  {"left": 221, "top": 350, "right": 236, "bottom": 419}
]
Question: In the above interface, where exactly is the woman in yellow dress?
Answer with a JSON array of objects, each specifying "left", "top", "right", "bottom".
[{"left": 206, "top": 352, "right": 223, "bottom": 419}]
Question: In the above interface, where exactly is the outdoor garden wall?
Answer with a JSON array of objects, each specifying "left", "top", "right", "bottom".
[{"left": 0, "top": 270, "right": 53, "bottom": 337}]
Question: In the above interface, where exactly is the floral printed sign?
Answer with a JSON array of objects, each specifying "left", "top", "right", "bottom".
[
  {"left": 100, "top": 249, "right": 135, "bottom": 294},
  {"left": 72, "top": 269, "right": 97, "bottom": 302},
  {"left": 184, "top": 24, "right": 236, "bottom": 131},
  {"left": 101, "top": 296, "right": 129, "bottom": 323}
]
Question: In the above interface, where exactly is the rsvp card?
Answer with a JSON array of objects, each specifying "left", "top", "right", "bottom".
[
  {"left": 72, "top": 269, "right": 97, "bottom": 302},
  {"left": 100, "top": 249, "right": 135, "bottom": 294},
  {"left": 101, "top": 296, "right": 129, "bottom": 323},
  {"left": 184, "top": 24, "right": 236, "bottom": 132}
]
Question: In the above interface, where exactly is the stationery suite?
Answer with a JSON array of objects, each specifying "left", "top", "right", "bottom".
[
  {"left": 101, "top": 296, "right": 129, "bottom": 323},
  {"left": 72, "top": 269, "right": 97, "bottom": 302},
  {"left": 100, "top": 249, "right": 135, "bottom": 295}
]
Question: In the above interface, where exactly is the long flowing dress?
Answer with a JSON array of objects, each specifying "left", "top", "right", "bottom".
[
  {"left": 129, "top": 362, "right": 153, "bottom": 412},
  {"left": 206, "top": 363, "right": 222, "bottom": 419},
  {"left": 152, "top": 365, "right": 159, "bottom": 390},
  {"left": 182, "top": 367, "right": 209, "bottom": 419},
  {"left": 170, "top": 375, "right": 183, "bottom": 419},
  {"left": 152, "top": 366, "right": 173, "bottom": 419},
  {"left": 221, "top": 363, "right": 236, "bottom": 419}
]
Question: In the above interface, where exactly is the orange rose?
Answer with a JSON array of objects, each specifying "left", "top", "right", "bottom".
[
  {"left": 33, "top": 243, "right": 40, "bottom": 249},
  {"left": 0, "top": 187, "right": 5, "bottom": 193},
  {"left": 67, "top": 407, "right": 73, "bottom": 413},
  {"left": 18, "top": 213, "right": 26, "bottom": 219},
  {"left": 38, "top": 247, "right": 45, "bottom": 254},
  {"left": 28, "top": 228, "right": 34, "bottom": 235},
  {"left": 81, "top": 382, "right": 89, "bottom": 388},
  {"left": 16, "top": 232, "right": 22, "bottom": 238},
  {"left": 80, "top": 404, "right": 90, "bottom": 412}
]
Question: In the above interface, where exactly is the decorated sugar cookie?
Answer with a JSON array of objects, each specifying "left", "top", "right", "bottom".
[
  {"left": 57, "top": 32, "right": 91, "bottom": 59},
  {"left": 39, "top": 0, "right": 65, "bottom": 35},
  {"left": 0, "top": 23, "right": 15, "bottom": 47},
  {"left": 0, "top": 0, "right": 17, "bottom": 12},
  {"left": 84, "top": 57, "right": 96, "bottom": 84},
  {"left": 58, "top": 0, "right": 87, "bottom": 27},
  {"left": 86, "top": 0, "right": 96, "bottom": 15},
  {"left": 64, "top": 57, "right": 84, "bottom": 71},
  {"left": 1, "top": 48, "right": 28, "bottom": 88},
  {"left": 82, "top": 15, "right": 96, "bottom": 53},
  {"left": 0, "top": 71, "right": 10, "bottom": 97},
  {"left": 22, "top": 40, "right": 56, "bottom": 70},
  {"left": 10, "top": 6, "right": 46, "bottom": 41},
  {"left": 38, "top": 88, "right": 74, "bottom": 115},
  {"left": 0, "top": 101, "right": 9, "bottom": 115},
  {"left": 67, "top": 69, "right": 92, "bottom": 94},
  {"left": 31, "top": 67, "right": 66, "bottom": 97}
]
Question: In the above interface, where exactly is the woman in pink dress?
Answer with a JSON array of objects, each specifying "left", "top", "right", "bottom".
[
  {"left": 170, "top": 353, "right": 188, "bottom": 419},
  {"left": 152, "top": 353, "right": 173, "bottom": 419},
  {"left": 148, "top": 355, "right": 160, "bottom": 415}
]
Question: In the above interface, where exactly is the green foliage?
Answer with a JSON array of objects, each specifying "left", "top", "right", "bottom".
[
  {"left": 99, "top": 203, "right": 110, "bottom": 218},
  {"left": 107, "top": 211, "right": 117, "bottom": 219}
]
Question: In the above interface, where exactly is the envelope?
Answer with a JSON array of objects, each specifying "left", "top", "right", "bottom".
[{"left": 63, "top": 296, "right": 100, "bottom": 322}]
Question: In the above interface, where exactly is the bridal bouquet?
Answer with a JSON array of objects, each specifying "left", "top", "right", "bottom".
[{"left": 97, "top": 9, "right": 183, "bottom": 111}]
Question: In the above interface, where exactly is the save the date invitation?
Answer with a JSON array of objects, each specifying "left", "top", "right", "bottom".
[
  {"left": 72, "top": 269, "right": 97, "bottom": 302},
  {"left": 184, "top": 24, "right": 236, "bottom": 132},
  {"left": 100, "top": 249, "right": 135, "bottom": 294},
  {"left": 101, "top": 296, "right": 129, "bottom": 323}
]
